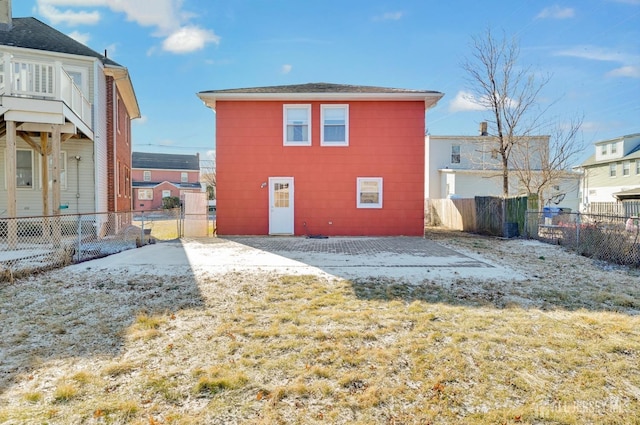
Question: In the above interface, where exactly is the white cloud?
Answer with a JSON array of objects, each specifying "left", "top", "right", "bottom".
[
  {"left": 536, "top": 5, "right": 575, "bottom": 19},
  {"left": 448, "top": 91, "right": 486, "bottom": 112},
  {"left": 134, "top": 115, "right": 148, "bottom": 125},
  {"left": 606, "top": 65, "right": 640, "bottom": 78},
  {"left": 162, "top": 26, "right": 220, "bottom": 54},
  {"left": 37, "top": 0, "right": 220, "bottom": 54},
  {"left": 281, "top": 64, "right": 292, "bottom": 74},
  {"left": 67, "top": 30, "right": 90, "bottom": 45},
  {"left": 205, "top": 150, "right": 216, "bottom": 161},
  {"left": 38, "top": 3, "right": 100, "bottom": 26},
  {"left": 373, "top": 11, "right": 403, "bottom": 21}
]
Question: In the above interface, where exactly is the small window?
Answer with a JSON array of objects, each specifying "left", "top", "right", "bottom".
[
  {"left": 609, "top": 163, "right": 617, "bottom": 178},
  {"left": 623, "top": 161, "right": 630, "bottom": 176},
  {"left": 16, "top": 149, "right": 34, "bottom": 188},
  {"left": 611, "top": 143, "right": 617, "bottom": 154},
  {"left": 601, "top": 145, "right": 607, "bottom": 155},
  {"left": 143, "top": 170, "right": 151, "bottom": 181},
  {"left": 283, "top": 104, "right": 311, "bottom": 146},
  {"left": 321, "top": 105, "right": 348, "bottom": 146},
  {"left": 636, "top": 160, "right": 640, "bottom": 175},
  {"left": 162, "top": 190, "right": 171, "bottom": 198},
  {"left": 138, "top": 188, "right": 153, "bottom": 200},
  {"left": 181, "top": 172, "right": 188, "bottom": 183},
  {"left": 451, "top": 145, "right": 461, "bottom": 164},
  {"left": 357, "top": 177, "right": 383, "bottom": 209}
]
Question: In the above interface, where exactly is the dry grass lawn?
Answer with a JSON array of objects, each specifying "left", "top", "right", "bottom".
[{"left": 0, "top": 229, "right": 639, "bottom": 424}]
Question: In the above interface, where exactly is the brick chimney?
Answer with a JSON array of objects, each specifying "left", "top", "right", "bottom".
[
  {"left": 0, "top": 0, "right": 12, "bottom": 31},
  {"left": 479, "top": 121, "right": 488, "bottom": 136}
]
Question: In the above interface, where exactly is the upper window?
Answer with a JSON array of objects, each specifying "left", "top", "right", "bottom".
[
  {"left": 357, "top": 177, "right": 383, "bottom": 209},
  {"left": 181, "top": 172, "right": 188, "bottom": 183},
  {"left": 623, "top": 161, "right": 630, "bottom": 176},
  {"left": 609, "top": 163, "right": 617, "bottom": 178},
  {"left": 601, "top": 145, "right": 607, "bottom": 155},
  {"left": 143, "top": 170, "right": 151, "bottom": 181},
  {"left": 321, "top": 105, "right": 349, "bottom": 146},
  {"left": 16, "top": 150, "right": 34, "bottom": 188},
  {"left": 611, "top": 143, "right": 617, "bottom": 154},
  {"left": 283, "top": 105, "right": 311, "bottom": 146},
  {"left": 451, "top": 145, "right": 461, "bottom": 164}
]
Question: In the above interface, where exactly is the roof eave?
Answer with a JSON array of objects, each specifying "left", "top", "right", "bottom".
[
  {"left": 104, "top": 65, "right": 141, "bottom": 119},
  {"left": 197, "top": 91, "right": 444, "bottom": 111}
]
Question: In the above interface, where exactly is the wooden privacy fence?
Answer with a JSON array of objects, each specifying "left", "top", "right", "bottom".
[{"left": 425, "top": 196, "right": 528, "bottom": 237}]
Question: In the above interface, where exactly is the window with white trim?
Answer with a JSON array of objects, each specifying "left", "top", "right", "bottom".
[
  {"left": 601, "top": 145, "right": 607, "bottom": 155},
  {"left": 609, "top": 163, "right": 617, "bottom": 178},
  {"left": 357, "top": 177, "right": 383, "bottom": 208},
  {"left": 181, "top": 172, "right": 188, "bottom": 183},
  {"left": 39, "top": 152, "right": 67, "bottom": 190},
  {"left": 321, "top": 104, "right": 348, "bottom": 146},
  {"left": 162, "top": 190, "right": 171, "bottom": 198},
  {"left": 611, "top": 143, "right": 617, "bottom": 154},
  {"left": 138, "top": 188, "right": 153, "bottom": 200},
  {"left": 451, "top": 145, "right": 461, "bottom": 164},
  {"left": 16, "top": 149, "right": 34, "bottom": 188},
  {"left": 283, "top": 104, "right": 311, "bottom": 146},
  {"left": 636, "top": 160, "right": 640, "bottom": 175},
  {"left": 623, "top": 161, "right": 630, "bottom": 176},
  {"left": 143, "top": 170, "right": 151, "bottom": 181}
]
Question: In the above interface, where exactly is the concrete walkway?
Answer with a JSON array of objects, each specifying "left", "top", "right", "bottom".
[{"left": 70, "top": 236, "right": 523, "bottom": 282}]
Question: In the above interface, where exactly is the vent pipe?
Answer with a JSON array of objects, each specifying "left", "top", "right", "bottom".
[
  {"left": 479, "top": 121, "right": 488, "bottom": 136},
  {"left": 0, "top": 0, "right": 12, "bottom": 31}
]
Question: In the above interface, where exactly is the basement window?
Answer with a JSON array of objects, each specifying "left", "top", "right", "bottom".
[{"left": 357, "top": 177, "right": 383, "bottom": 209}]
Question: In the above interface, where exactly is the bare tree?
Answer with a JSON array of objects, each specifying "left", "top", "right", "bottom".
[
  {"left": 200, "top": 158, "right": 216, "bottom": 200},
  {"left": 462, "top": 28, "right": 554, "bottom": 197},
  {"left": 510, "top": 116, "right": 584, "bottom": 206}
]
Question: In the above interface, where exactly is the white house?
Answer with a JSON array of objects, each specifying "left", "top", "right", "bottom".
[
  {"left": 0, "top": 0, "right": 139, "bottom": 220},
  {"left": 425, "top": 123, "right": 580, "bottom": 211}
]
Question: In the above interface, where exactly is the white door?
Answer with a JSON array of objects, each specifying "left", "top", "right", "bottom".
[{"left": 269, "top": 177, "right": 294, "bottom": 235}]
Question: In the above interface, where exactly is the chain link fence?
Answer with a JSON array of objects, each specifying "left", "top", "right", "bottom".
[
  {"left": 525, "top": 211, "right": 640, "bottom": 267},
  {"left": 0, "top": 209, "right": 183, "bottom": 282}
]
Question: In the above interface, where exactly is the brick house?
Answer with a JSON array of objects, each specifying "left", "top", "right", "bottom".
[
  {"left": 131, "top": 152, "right": 202, "bottom": 211},
  {"left": 197, "top": 82, "right": 443, "bottom": 236}
]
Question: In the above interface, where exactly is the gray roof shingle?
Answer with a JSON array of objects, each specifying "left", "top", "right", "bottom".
[
  {"left": 200, "top": 82, "right": 441, "bottom": 95},
  {"left": 0, "top": 17, "right": 120, "bottom": 66},
  {"left": 132, "top": 152, "right": 200, "bottom": 171}
]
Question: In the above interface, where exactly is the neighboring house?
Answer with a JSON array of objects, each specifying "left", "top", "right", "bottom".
[
  {"left": 577, "top": 133, "right": 640, "bottom": 211},
  {"left": 197, "top": 82, "right": 443, "bottom": 236},
  {"left": 132, "top": 152, "right": 202, "bottom": 211},
  {"left": 0, "top": 0, "right": 140, "bottom": 218},
  {"left": 426, "top": 123, "right": 580, "bottom": 211}
]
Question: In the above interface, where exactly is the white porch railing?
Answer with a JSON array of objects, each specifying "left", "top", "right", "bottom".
[{"left": 0, "top": 57, "right": 92, "bottom": 130}]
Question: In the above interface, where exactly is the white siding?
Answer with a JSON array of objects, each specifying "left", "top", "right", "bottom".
[{"left": 93, "top": 62, "right": 108, "bottom": 213}]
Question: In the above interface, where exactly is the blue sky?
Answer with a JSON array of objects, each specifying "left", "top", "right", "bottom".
[{"left": 12, "top": 0, "right": 640, "bottom": 164}]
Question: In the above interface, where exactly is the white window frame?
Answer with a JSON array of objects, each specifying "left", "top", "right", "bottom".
[
  {"left": 181, "top": 172, "right": 188, "bottom": 183},
  {"left": 611, "top": 143, "right": 617, "bottom": 154},
  {"left": 609, "top": 163, "right": 617, "bottom": 178},
  {"left": 357, "top": 177, "right": 383, "bottom": 209},
  {"left": 162, "top": 190, "right": 171, "bottom": 198},
  {"left": 320, "top": 104, "right": 349, "bottom": 146},
  {"left": 15, "top": 149, "right": 34, "bottom": 189},
  {"left": 138, "top": 188, "right": 153, "bottom": 200},
  {"left": 143, "top": 170, "right": 151, "bottom": 181},
  {"left": 38, "top": 151, "right": 67, "bottom": 190},
  {"left": 623, "top": 161, "right": 630, "bottom": 176},
  {"left": 636, "top": 160, "right": 640, "bottom": 175},
  {"left": 451, "top": 145, "right": 461, "bottom": 164},
  {"left": 601, "top": 145, "right": 607, "bottom": 155},
  {"left": 283, "top": 104, "right": 311, "bottom": 146},
  {"left": 62, "top": 65, "right": 89, "bottom": 97}
]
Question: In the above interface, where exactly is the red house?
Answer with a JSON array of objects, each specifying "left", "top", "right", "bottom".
[
  {"left": 197, "top": 83, "right": 443, "bottom": 236},
  {"left": 131, "top": 152, "right": 202, "bottom": 211}
]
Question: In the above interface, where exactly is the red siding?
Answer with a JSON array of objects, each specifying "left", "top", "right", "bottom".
[
  {"left": 216, "top": 100, "right": 425, "bottom": 236},
  {"left": 106, "top": 77, "right": 133, "bottom": 213}
]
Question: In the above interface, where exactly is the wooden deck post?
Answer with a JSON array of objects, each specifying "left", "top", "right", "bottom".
[
  {"left": 6, "top": 120, "right": 17, "bottom": 249},
  {"left": 51, "top": 125, "right": 62, "bottom": 245}
]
